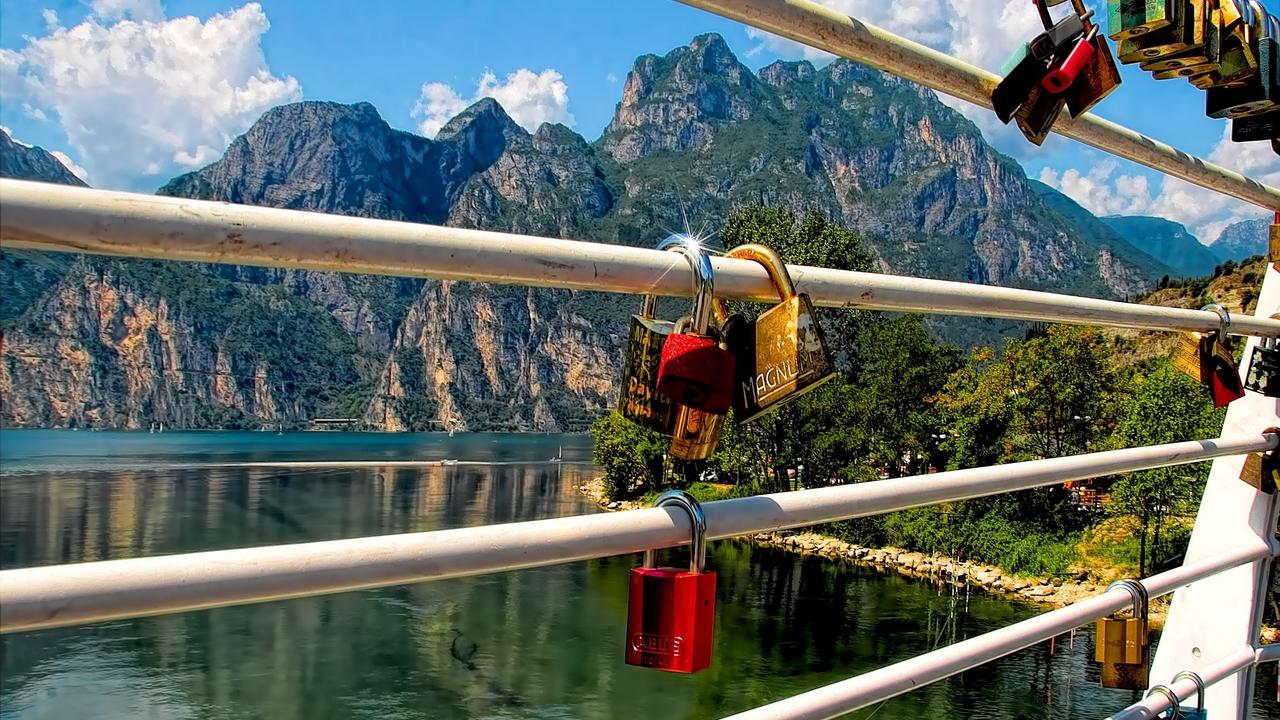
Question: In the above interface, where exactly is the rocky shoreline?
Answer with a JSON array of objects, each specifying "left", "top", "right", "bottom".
[{"left": 577, "top": 480, "right": 1170, "bottom": 625}]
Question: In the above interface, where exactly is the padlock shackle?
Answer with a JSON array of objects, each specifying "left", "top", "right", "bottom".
[
  {"left": 1172, "top": 670, "right": 1206, "bottom": 713},
  {"left": 656, "top": 234, "right": 715, "bottom": 335},
  {"left": 711, "top": 243, "right": 797, "bottom": 324},
  {"left": 1108, "top": 578, "right": 1149, "bottom": 620},
  {"left": 642, "top": 489, "right": 708, "bottom": 573},
  {"left": 1201, "top": 303, "right": 1232, "bottom": 338},
  {"left": 1146, "top": 685, "right": 1182, "bottom": 719}
]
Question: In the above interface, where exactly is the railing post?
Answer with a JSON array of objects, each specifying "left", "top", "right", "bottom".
[{"left": 1151, "top": 261, "right": 1280, "bottom": 719}]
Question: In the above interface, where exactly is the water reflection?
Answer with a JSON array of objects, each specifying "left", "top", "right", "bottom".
[{"left": 0, "top": 431, "right": 1275, "bottom": 719}]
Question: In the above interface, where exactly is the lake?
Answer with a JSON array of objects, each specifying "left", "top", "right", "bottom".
[{"left": 0, "top": 430, "right": 1274, "bottom": 719}]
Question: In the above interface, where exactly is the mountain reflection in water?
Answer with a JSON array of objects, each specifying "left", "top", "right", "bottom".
[{"left": 0, "top": 431, "right": 1275, "bottom": 719}]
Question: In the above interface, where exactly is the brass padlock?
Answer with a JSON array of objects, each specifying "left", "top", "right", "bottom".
[
  {"left": 1108, "top": 0, "right": 1176, "bottom": 41},
  {"left": 669, "top": 401, "right": 727, "bottom": 461},
  {"left": 1097, "top": 579, "right": 1150, "bottom": 689},
  {"left": 1207, "top": 8, "right": 1278, "bottom": 118},
  {"left": 1140, "top": 0, "right": 1213, "bottom": 71},
  {"left": 1066, "top": 5, "right": 1125, "bottom": 117},
  {"left": 713, "top": 244, "right": 836, "bottom": 424},
  {"left": 1117, "top": 0, "right": 1193, "bottom": 62},
  {"left": 617, "top": 236, "right": 710, "bottom": 435}
]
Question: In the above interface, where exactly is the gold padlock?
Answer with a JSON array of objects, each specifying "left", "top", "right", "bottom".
[
  {"left": 669, "top": 403, "right": 727, "bottom": 461},
  {"left": 1096, "top": 579, "right": 1151, "bottom": 689},
  {"left": 1068, "top": 20, "right": 1125, "bottom": 117},
  {"left": 713, "top": 244, "right": 837, "bottom": 424},
  {"left": 1270, "top": 219, "right": 1279, "bottom": 262}
]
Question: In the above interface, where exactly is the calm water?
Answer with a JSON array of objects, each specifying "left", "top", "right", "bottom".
[{"left": 0, "top": 430, "right": 1274, "bottom": 719}]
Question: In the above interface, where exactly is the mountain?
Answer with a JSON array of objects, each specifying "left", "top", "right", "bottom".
[
  {"left": 1210, "top": 217, "right": 1270, "bottom": 262},
  {"left": 1099, "top": 215, "right": 1221, "bottom": 279},
  {"left": 1, "top": 34, "right": 1175, "bottom": 431}
]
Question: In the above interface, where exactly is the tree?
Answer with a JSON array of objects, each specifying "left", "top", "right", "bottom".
[
  {"left": 849, "top": 315, "right": 961, "bottom": 476},
  {"left": 1107, "top": 362, "right": 1224, "bottom": 576},
  {"left": 590, "top": 412, "right": 666, "bottom": 500}
]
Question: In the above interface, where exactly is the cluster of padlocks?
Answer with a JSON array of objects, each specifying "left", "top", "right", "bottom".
[
  {"left": 1170, "top": 302, "right": 1279, "bottom": 407},
  {"left": 994, "top": 0, "right": 1278, "bottom": 150},
  {"left": 618, "top": 235, "right": 1280, "bottom": 675},
  {"left": 616, "top": 235, "right": 836, "bottom": 464},
  {"left": 617, "top": 234, "right": 836, "bottom": 672}
]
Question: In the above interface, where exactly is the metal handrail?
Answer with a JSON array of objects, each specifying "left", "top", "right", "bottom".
[
  {"left": 676, "top": 0, "right": 1280, "bottom": 212},
  {"left": 0, "top": 432, "right": 1273, "bottom": 634},
  {"left": 1106, "top": 645, "right": 1280, "bottom": 720},
  {"left": 2, "top": 181, "right": 1279, "bottom": 337},
  {"left": 720, "top": 541, "right": 1277, "bottom": 720}
]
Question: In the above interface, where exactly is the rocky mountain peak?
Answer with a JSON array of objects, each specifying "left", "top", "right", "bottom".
[
  {"left": 599, "top": 32, "right": 771, "bottom": 162},
  {"left": 1210, "top": 217, "right": 1269, "bottom": 262},
  {"left": 0, "top": 128, "right": 88, "bottom": 187},
  {"left": 436, "top": 97, "right": 527, "bottom": 162},
  {"left": 758, "top": 59, "right": 817, "bottom": 88}
]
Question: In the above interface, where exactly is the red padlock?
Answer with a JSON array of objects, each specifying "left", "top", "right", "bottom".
[
  {"left": 625, "top": 490, "right": 716, "bottom": 674},
  {"left": 1042, "top": 26, "right": 1098, "bottom": 93},
  {"left": 1203, "top": 304, "right": 1246, "bottom": 408},
  {"left": 653, "top": 234, "right": 735, "bottom": 414}
]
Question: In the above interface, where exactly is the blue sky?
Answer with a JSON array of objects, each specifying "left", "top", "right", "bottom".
[{"left": 0, "top": 0, "right": 1275, "bottom": 243}]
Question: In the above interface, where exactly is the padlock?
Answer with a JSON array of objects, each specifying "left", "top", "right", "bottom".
[
  {"left": 1140, "top": 0, "right": 1213, "bottom": 71},
  {"left": 617, "top": 236, "right": 710, "bottom": 434},
  {"left": 712, "top": 244, "right": 836, "bottom": 424},
  {"left": 1171, "top": 670, "right": 1210, "bottom": 720},
  {"left": 653, "top": 233, "right": 735, "bottom": 415},
  {"left": 1108, "top": 0, "right": 1176, "bottom": 41},
  {"left": 1015, "top": 81, "right": 1068, "bottom": 144},
  {"left": 1044, "top": 27, "right": 1099, "bottom": 92},
  {"left": 1232, "top": 107, "right": 1280, "bottom": 141},
  {"left": 1244, "top": 336, "right": 1280, "bottom": 397},
  {"left": 1117, "top": 0, "right": 1193, "bottom": 63},
  {"left": 625, "top": 490, "right": 716, "bottom": 673},
  {"left": 993, "top": 43, "right": 1054, "bottom": 123},
  {"left": 1067, "top": 22, "right": 1124, "bottom": 116},
  {"left": 1097, "top": 579, "right": 1150, "bottom": 689},
  {"left": 1207, "top": 8, "right": 1278, "bottom": 118},
  {"left": 1169, "top": 305, "right": 1245, "bottom": 408},
  {"left": 1239, "top": 447, "right": 1279, "bottom": 494}
]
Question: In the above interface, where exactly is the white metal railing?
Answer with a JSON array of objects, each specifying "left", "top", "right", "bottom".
[
  {"left": 0, "top": 433, "right": 1272, "bottom": 633},
  {"left": 2, "top": 180, "right": 1279, "bottom": 338},
  {"left": 721, "top": 542, "right": 1278, "bottom": 720},
  {"left": 1106, "top": 645, "right": 1268, "bottom": 720},
  {"left": 676, "top": 0, "right": 1280, "bottom": 212}
]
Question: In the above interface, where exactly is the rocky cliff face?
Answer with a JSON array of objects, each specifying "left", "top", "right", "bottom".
[
  {"left": 595, "top": 35, "right": 1160, "bottom": 296},
  {"left": 1, "top": 34, "right": 1174, "bottom": 431},
  {"left": 1210, "top": 217, "right": 1270, "bottom": 262}
]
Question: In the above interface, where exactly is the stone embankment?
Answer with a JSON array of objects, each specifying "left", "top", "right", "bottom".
[{"left": 577, "top": 480, "right": 1170, "bottom": 622}]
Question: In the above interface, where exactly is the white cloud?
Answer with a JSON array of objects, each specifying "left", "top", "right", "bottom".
[
  {"left": 1, "top": 3, "right": 301, "bottom": 189},
  {"left": 89, "top": 0, "right": 164, "bottom": 22},
  {"left": 1039, "top": 125, "right": 1278, "bottom": 242},
  {"left": 1038, "top": 160, "right": 1154, "bottom": 217},
  {"left": 411, "top": 68, "right": 574, "bottom": 138},
  {"left": 50, "top": 150, "right": 89, "bottom": 182},
  {"left": 745, "top": 0, "right": 1043, "bottom": 73}
]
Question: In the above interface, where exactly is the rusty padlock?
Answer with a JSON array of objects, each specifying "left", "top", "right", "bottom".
[
  {"left": 654, "top": 235, "right": 736, "bottom": 415},
  {"left": 1096, "top": 578, "right": 1150, "bottom": 689},
  {"left": 625, "top": 490, "right": 716, "bottom": 674}
]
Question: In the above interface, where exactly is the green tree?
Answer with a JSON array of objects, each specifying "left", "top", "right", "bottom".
[
  {"left": 590, "top": 412, "right": 666, "bottom": 500},
  {"left": 1107, "top": 362, "right": 1224, "bottom": 576},
  {"left": 849, "top": 315, "right": 961, "bottom": 476}
]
